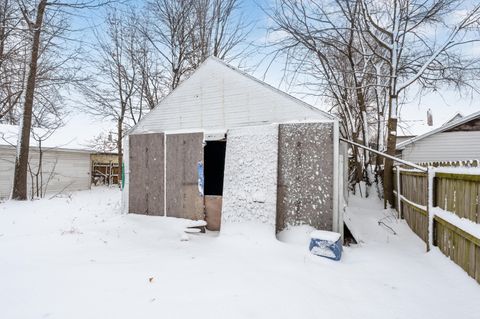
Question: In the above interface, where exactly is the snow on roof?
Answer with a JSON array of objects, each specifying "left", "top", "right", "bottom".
[
  {"left": 397, "top": 110, "right": 480, "bottom": 150},
  {"left": 397, "top": 119, "right": 438, "bottom": 137},
  {"left": 442, "top": 112, "right": 464, "bottom": 126},
  {"left": 0, "top": 124, "right": 93, "bottom": 153}
]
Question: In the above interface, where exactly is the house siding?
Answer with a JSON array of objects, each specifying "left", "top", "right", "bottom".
[
  {"left": 401, "top": 131, "right": 480, "bottom": 163},
  {"left": 0, "top": 147, "right": 91, "bottom": 199},
  {"left": 131, "top": 58, "right": 332, "bottom": 135}
]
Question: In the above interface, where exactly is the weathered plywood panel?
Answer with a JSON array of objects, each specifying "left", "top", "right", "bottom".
[
  {"left": 146, "top": 133, "right": 165, "bottom": 215},
  {"left": 165, "top": 133, "right": 204, "bottom": 220},
  {"left": 128, "top": 133, "right": 164, "bottom": 215},
  {"left": 276, "top": 123, "right": 334, "bottom": 232},
  {"left": 128, "top": 135, "right": 147, "bottom": 214}
]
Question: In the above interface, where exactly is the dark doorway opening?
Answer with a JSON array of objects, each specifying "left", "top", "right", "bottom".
[{"left": 204, "top": 140, "right": 226, "bottom": 195}]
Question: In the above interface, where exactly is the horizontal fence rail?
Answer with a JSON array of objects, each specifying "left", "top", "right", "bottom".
[{"left": 393, "top": 162, "right": 480, "bottom": 284}]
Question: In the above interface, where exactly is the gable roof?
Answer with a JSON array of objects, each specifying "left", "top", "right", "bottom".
[
  {"left": 397, "top": 110, "right": 480, "bottom": 150},
  {"left": 130, "top": 57, "right": 335, "bottom": 135}
]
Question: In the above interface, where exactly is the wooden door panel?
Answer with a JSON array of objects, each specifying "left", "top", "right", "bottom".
[
  {"left": 129, "top": 133, "right": 165, "bottom": 215},
  {"left": 166, "top": 133, "right": 204, "bottom": 220}
]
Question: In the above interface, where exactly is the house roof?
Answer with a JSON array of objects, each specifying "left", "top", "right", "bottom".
[
  {"left": 442, "top": 112, "right": 463, "bottom": 126},
  {"left": 129, "top": 56, "right": 336, "bottom": 135},
  {"left": 397, "top": 110, "right": 480, "bottom": 150},
  {"left": 0, "top": 124, "right": 93, "bottom": 153}
]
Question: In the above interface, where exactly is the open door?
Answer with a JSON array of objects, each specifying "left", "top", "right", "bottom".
[{"left": 203, "top": 140, "right": 226, "bottom": 230}]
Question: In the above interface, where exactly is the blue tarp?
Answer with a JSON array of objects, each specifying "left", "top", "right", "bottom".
[{"left": 197, "top": 161, "right": 204, "bottom": 196}]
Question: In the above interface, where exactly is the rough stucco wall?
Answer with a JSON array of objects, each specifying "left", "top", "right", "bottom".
[
  {"left": 276, "top": 123, "right": 334, "bottom": 232},
  {"left": 221, "top": 124, "right": 278, "bottom": 229}
]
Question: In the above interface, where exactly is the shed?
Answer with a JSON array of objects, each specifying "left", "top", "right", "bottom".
[
  {"left": 91, "top": 152, "right": 119, "bottom": 185},
  {"left": 122, "top": 57, "right": 344, "bottom": 234},
  {"left": 397, "top": 110, "right": 480, "bottom": 163},
  {"left": 0, "top": 124, "right": 92, "bottom": 199}
]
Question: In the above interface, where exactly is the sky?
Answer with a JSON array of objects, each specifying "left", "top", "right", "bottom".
[{"left": 60, "top": 0, "right": 480, "bottom": 148}]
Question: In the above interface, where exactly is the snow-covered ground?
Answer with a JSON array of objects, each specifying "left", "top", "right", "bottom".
[{"left": 1, "top": 188, "right": 479, "bottom": 319}]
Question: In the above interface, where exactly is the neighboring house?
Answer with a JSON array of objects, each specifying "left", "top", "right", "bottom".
[
  {"left": 442, "top": 112, "right": 464, "bottom": 126},
  {"left": 122, "top": 57, "right": 345, "bottom": 235},
  {"left": 396, "top": 135, "right": 416, "bottom": 145},
  {"left": 397, "top": 110, "right": 480, "bottom": 163},
  {"left": 0, "top": 124, "right": 92, "bottom": 199}
]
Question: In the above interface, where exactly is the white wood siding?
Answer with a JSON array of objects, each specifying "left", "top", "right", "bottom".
[
  {"left": 0, "top": 147, "right": 91, "bottom": 199},
  {"left": 131, "top": 58, "right": 332, "bottom": 134},
  {"left": 401, "top": 131, "right": 480, "bottom": 163}
]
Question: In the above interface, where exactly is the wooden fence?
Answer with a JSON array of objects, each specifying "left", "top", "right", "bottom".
[{"left": 393, "top": 165, "right": 480, "bottom": 284}]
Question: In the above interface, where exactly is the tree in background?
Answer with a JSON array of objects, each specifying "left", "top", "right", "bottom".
[
  {"left": 10, "top": 0, "right": 107, "bottom": 200},
  {"left": 0, "top": 0, "right": 27, "bottom": 123},
  {"left": 267, "top": 0, "right": 387, "bottom": 196},
  {"left": 143, "top": 0, "right": 250, "bottom": 89},
  {"left": 81, "top": 9, "right": 153, "bottom": 181},
  {"left": 359, "top": 0, "right": 480, "bottom": 206},
  {"left": 268, "top": 0, "right": 480, "bottom": 203},
  {"left": 11, "top": 0, "right": 48, "bottom": 200},
  {"left": 82, "top": 0, "right": 250, "bottom": 186}
]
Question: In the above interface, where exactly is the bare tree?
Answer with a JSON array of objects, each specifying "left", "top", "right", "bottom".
[
  {"left": 267, "top": 0, "right": 385, "bottom": 195},
  {"left": 144, "top": 0, "right": 250, "bottom": 89},
  {"left": 145, "top": 0, "right": 196, "bottom": 90},
  {"left": 11, "top": 0, "right": 48, "bottom": 200},
  {"left": 10, "top": 0, "right": 108, "bottom": 200},
  {"left": 268, "top": 0, "right": 480, "bottom": 202},
  {"left": 27, "top": 121, "right": 61, "bottom": 199},
  {"left": 80, "top": 9, "right": 146, "bottom": 185},
  {"left": 188, "top": 0, "right": 251, "bottom": 68},
  {"left": 0, "top": 0, "right": 27, "bottom": 123},
  {"left": 359, "top": 0, "right": 480, "bottom": 206}
]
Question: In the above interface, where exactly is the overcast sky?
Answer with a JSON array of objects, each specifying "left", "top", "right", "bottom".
[{"left": 64, "top": 0, "right": 480, "bottom": 146}]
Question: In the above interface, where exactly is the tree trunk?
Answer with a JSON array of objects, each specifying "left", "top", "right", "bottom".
[
  {"left": 12, "top": 0, "right": 47, "bottom": 200},
  {"left": 383, "top": 115, "right": 398, "bottom": 208}
]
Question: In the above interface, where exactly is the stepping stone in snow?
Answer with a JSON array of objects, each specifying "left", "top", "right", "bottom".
[{"left": 184, "top": 226, "right": 205, "bottom": 233}]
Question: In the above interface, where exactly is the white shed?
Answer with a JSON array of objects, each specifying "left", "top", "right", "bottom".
[
  {"left": 397, "top": 110, "right": 480, "bottom": 163},
  {"left": 123, "top": 57, "right": 344, "bottom": 235},
  {"left": 0, "top": 124, "right": 92, "bottom": 199}
]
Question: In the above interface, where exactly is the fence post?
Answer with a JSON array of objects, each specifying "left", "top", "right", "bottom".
[
  {"left": 396, "top": 167, "right": 402, "bottom": 219},
  {"left": 426, "top": 167, "right": 433, "bottom": 252}
]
